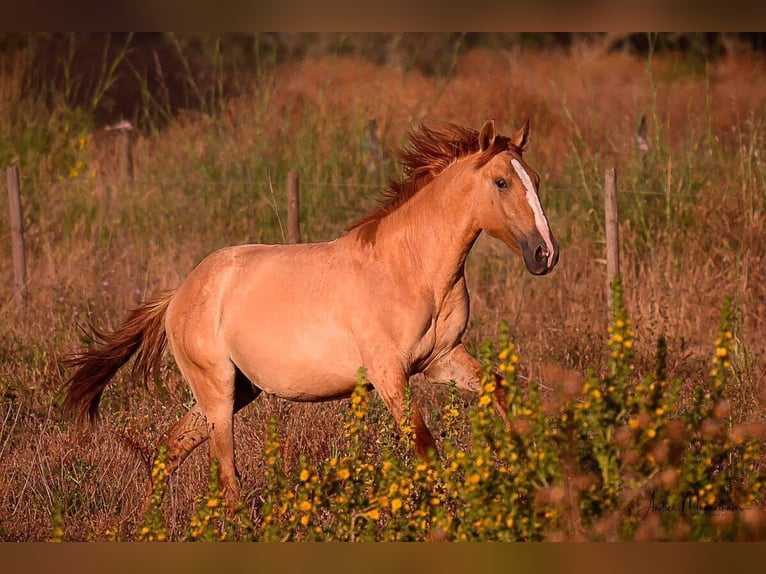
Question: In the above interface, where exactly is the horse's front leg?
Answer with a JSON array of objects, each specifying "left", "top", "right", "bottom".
[
  {"left": 367, "top": 362, "right": 437, "bottom": 458},
  {"left": 423, "top": 343, "right": 510, "bottom": 424}
]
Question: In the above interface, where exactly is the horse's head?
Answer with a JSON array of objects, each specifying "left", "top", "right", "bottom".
[{"left": 472, "top": 119, "right": 559, "bottom": 276}]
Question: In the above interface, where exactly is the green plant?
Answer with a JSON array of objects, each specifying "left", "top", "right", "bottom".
[{"left": 138, "top": 446, "right": 168, "bottom": 542}]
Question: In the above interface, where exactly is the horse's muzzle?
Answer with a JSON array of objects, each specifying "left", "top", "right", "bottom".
[{"left": 522, "top": 238, "right": 559, "bottom": 276}]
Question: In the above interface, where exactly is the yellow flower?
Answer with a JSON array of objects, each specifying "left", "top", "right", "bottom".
[
  {"left": 646, "top": 428, "right": 657, "bottom": 438},
  {"left": 300, "top": 515, "right": 310, "bottom": 526},
  {"left": 337, "top": 468, "right": 350, "bottom": 480},
  {"left": 364, "top": 509, "right": 380, "bottom": 521},
  {"left": 478, "top": 395, "right": 492, "bottom": 408},
  {"left": 715, "top": 347, "right": 727, "bottom": 357},
  {"left": 298, "top": 500, "right": 312, "bottom": 512},
  {"left": 391, "top": 498, "right": 403, "bottom": 513},
  {"left": 206, "top": 498, "right": 220, "bottom": 508},
  {"left": 299, "top": 469, "right": 310, "bottom": 482}
]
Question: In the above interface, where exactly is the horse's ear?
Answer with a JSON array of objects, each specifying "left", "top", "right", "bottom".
[
  {"left": 478, "top": 119, "right": 496, "bottom": 152},
  {"left": 511, "top": 118, "right": 531, "bottom": 152}
]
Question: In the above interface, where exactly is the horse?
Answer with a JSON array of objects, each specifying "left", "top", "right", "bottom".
[{"left": 63, "top": 118, "right": 559, "bottom": 506}]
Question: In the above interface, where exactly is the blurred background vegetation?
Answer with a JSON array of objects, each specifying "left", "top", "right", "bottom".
[{"left": 1, "top": 32, "right": 764, "bottom": 132}]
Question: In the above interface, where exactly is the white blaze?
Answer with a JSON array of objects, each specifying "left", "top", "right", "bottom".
[{"left": 511, "top": 158, "right": 555, "bottom": 264}]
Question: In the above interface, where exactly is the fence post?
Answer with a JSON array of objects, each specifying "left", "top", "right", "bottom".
[
  {"left": 604, "top": 167, "right": 620, "bottom": 311},
  {"left": 287, "top": 171, "right": 301, "bottom": 244},
  {"left": 6, "top": 165, "right": 27, "bottom": 314},
  {"left": 121, "top": 129, "right": 134, "bottom": 183}
]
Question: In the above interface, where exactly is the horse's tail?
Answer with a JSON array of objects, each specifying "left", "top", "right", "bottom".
[{"left": 63, "top": 290, "right": 175, "bottom": 429}]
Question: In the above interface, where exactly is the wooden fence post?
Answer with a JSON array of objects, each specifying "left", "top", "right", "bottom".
[
  {"left": 287, "top": 171, "right": 301, "bottom": 244},
  {"left": 6, "top": 165, "right": 27, "bottom": 313},
  {"left": 604, "top": 167, "right": 620, "bottom": 311},
  {"left": 121, "top": 129, "right": 134, "bottom": 183}
]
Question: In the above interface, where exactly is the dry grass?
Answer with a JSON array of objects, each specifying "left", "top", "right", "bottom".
[{"left": 1, "top": 38, "right": 765, "bottom": 540}]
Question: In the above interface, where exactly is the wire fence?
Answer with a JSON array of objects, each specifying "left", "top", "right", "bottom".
[{"left": 21, "top": 172, "right": 740, "bottom": 200}]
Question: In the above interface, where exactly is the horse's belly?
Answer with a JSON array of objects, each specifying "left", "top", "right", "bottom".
[
  {"left": 236, "top": 358, "right": 361, "bottom": 401},
  {"left": 228, "top": 323, "right": 363, "bottom": 402},
  {"left": 260, "top": 370, "right": 360, "bottom": 401}
]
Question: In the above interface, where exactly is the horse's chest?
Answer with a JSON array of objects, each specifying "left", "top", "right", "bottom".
[{"left": 411, "top": 294, "right": 469, "bottom": 371}]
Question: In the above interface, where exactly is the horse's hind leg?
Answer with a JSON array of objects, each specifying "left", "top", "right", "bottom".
[
  {"left": 147, "top": 361, "right": 257, "bottom": 509},
  {"left": 156, "top": 370, "right": 260, "bottom": 479}
]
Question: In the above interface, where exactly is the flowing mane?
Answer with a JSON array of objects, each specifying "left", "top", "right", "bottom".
[{"left": 347, "top": 121, "right": 521, "bottom": 231}]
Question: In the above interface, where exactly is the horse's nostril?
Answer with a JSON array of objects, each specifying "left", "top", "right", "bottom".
[{"left": 535, "top": 244, "right": 549, "bottom": 265}]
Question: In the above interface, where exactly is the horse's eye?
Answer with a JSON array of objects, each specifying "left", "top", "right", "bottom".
[{"left": 495, "top": 178, "right": 507, "bottom": 189}]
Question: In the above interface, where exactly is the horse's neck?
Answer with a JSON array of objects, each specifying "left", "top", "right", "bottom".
[{"left": 373, "top": 163, "right": 480, "bottom": 293}]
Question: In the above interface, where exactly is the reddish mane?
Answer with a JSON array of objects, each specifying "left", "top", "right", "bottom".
[{"left": 347, "top": 121, "right": 521, "bottom": 231}]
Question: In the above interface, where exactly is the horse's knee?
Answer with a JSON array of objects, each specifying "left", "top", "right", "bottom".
[{"left": 454, "top": 378, "right": 481, "bottom": 392}]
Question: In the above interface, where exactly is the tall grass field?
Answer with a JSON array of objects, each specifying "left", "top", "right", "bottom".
[{"left": 1, "top": 33, "right": 765, "bottom": 541}]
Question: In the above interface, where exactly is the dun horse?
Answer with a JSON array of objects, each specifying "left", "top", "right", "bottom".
[{"left": 64, "top": 119, "right": 559, "bottom": 505}]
